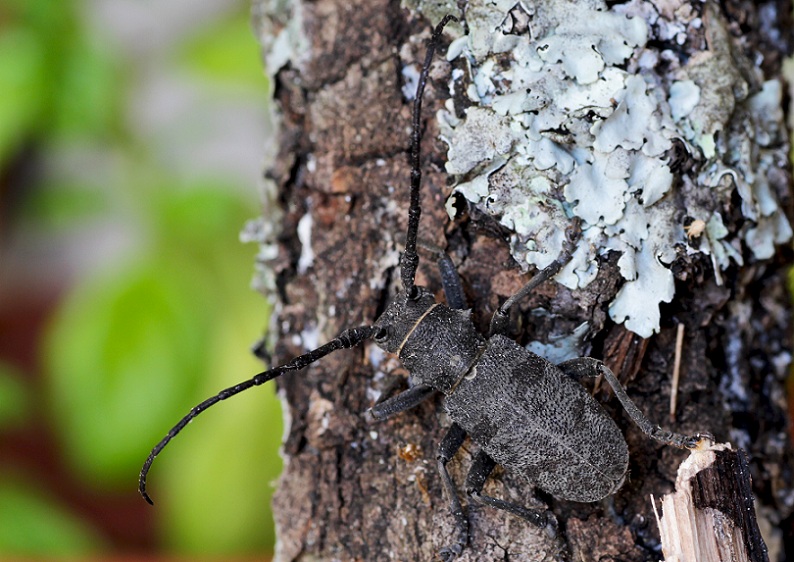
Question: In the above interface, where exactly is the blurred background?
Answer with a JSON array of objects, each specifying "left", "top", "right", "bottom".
[
  {"left": 0, "top": 0, "right": 282, "bottom": 558},
  {"left": 3, "top": 0, "right": 794, "bottom": 560}
]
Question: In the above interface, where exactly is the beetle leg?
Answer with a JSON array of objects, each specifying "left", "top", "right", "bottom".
[
  {"left": 465, "top": 451, "right": 553, "bottom": 534},
  {"left": 489, "top": 221, "right": 580, "bottom": 336},
  {"left": 556, "top": 356, "right": 602, "bottom": 381},
  {"left": 372, "top": 374, "right": 408, "bottom": 405},
  {"left": 437, "top": 423, "right": 468, "bottom": 561},
  {"left": 368, "top": 384, "right": 435, "bottom": 421},
  {"left": 489, "top": 253, "right": 572, "bottom": 337},
  {"left": 558, "top": 358, "right": 713, "bottom": 449},
  {"left": 598, "top": 363, "right": 713, "bottom": 448},
  {"left": 417, "top": 239, "right": 467, "bottom": 310}
]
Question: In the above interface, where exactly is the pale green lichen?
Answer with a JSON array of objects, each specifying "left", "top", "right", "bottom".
[
  {"left": 436, "top": 0, "right": 791, "bottom": 339},
  {"left": 253, "top": 0, "right": 309, "bottom": 83},
  {"left": 536, "top": 10, "right": 647, "bottom": 84},
  {"left": 248, "top": 0, "right": 309, "bottom": 294},
  {"left": 443, "top": 107, "right": 513, "bottom": 175},
  {"left": 669, "top": 80, "right": 700, "bottom": 122},
  {"left": 526, "top": 322, "right": 591, "bottom": 363}
]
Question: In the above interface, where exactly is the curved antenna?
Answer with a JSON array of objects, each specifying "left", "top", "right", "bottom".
[
  {"left": 401, "top": 15, "right": 458, "bottom": 299},
  {"left": 139, "top": 325, "right": 380, "bottom": 505}
]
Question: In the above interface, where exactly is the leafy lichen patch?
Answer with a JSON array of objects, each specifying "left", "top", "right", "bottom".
[{"left": 437, "top": 0, "right": 791, "bottom": 338}]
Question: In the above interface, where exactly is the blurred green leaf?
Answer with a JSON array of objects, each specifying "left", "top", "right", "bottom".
[
  {"left": 153, "top": 183, "right": 256, "bottom": 248},
  {"left": 148, "top": 184, "right": 263, "bottom": 296},
  {"left": 42, "top": 176, "right": 279, "bottom": 552},
  {"left": 0, "top": 480, "right": 102, "bottom": 556},
  {"left": 20, "top": 0, "right": 281, "bottom": 552},
  {"left": 0, "top": 28, "right": 46, "bottom": 164},
  {"left": 162, "top": 285, "right": 278, "bottom": 554},
  {"left": 2, "top": 0, "right": 73, "bottom": 34},
  {"left": 178, "top": 13, "right": 268, "bottom": 92},
  {"left": 19, "top": 180, "right": 112, "bottom": 226},
  {"left": 50, "top": 34, "right": 123, "bottom": 139},
  {"left": 0, "top": 0, "right": 121, "bottom": 162},
  {"left": 45, "top": 257, "right": 214, "bottom": 486},
  {"left": 0, "top": 363, "right": 30, "bottom": 429}
]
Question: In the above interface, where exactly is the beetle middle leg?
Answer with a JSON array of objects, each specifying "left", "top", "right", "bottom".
[
  {"left": 437, "top": 423, "right": 468, "bottom": 562},
  {"left": 489, "top": 253, "right": 573, "bottom": 337},
  {"left": 465, "top": 450, "right": 552, "bottom": 532},
  {"left": 557, "top": 357, "right": 712, "bottom": 449},
  {"left": 489, "top": 221, "right": 580, "bottom": 336}
]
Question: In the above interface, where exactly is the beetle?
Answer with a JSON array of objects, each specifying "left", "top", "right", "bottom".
[{"left": 139, "top": 16, "right": 709, "bottom": 560}]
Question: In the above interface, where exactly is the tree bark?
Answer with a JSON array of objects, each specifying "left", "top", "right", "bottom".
[{"left": 252, "top": 1, "right": 794, "bottom": 560}]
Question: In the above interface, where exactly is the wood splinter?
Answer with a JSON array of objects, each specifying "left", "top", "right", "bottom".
[
  {"left": 670, "top": 322, "right": 685, "bottom": 422},
  {"left": 652, "top": 442, "right": 770, "bottom": 562}
]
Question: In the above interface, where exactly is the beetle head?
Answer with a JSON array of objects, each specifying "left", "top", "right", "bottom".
[{"left": 372, "top": 287, "right": 436, "bottom": 354}]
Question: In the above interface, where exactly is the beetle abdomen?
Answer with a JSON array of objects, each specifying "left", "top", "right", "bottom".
[{"left": 445, "top": 335, "right": 629, "bottom": 503}]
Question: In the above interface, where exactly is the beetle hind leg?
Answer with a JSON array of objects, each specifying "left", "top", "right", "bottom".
[
  {"left": 465, "top": 451, "right": 555, "bottom": 536},
  {"left": 558, "top": 357, "right": 713, "bottom": 449}
]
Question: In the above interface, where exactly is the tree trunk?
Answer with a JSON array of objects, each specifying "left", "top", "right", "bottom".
[{"left": 251, "top": 1, "right": 794, "bottom": 560}]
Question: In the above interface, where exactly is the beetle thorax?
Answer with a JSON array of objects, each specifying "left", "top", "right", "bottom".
[{"left": 374, "top": 289, "right": 486, "bottom": 393}]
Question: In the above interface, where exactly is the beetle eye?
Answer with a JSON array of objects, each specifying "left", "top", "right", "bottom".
[{"left": 374, "top": 327, "right": 388, "bottom": 342}]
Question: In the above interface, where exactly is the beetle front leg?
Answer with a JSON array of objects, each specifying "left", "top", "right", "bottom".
[
  {"left": 465, "top": 451, "right": 553, "bottom": 534},
  {"left": 557, "top": 358, "right": 713, "bottom": 449},
  {"left": 437, "top": 423, "right": 468, "bottom": 562},
  {"left": 417, "top": 239, "right": 467, "bottom": 310},
  {"left": 368, "top": 384, "right": 435, "bottom": 421}
]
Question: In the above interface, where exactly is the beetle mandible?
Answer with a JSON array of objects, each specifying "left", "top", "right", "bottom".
[{"left": 139, "top": 16, "right": 710, "bottom": 560}]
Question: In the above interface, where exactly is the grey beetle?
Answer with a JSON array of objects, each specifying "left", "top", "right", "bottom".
[{"left": 139, "top": 16, "right": 708, "bottom": 560}]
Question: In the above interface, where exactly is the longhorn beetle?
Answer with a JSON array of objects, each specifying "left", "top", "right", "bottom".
[{"left": 139, "top": 16, "right": 710, "bottom": 560}]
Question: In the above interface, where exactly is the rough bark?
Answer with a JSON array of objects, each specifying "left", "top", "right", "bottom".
[{"left": 251, "top": 1, "right": 794, "bottom": 560}]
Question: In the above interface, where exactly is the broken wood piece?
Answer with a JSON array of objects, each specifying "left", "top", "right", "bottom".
[{"left": 652, "top": 442, "right": 769, "bottom": 562}]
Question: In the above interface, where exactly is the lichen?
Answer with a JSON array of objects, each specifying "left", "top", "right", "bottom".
[
  {"left": 253, "top": 0, "right": 309, "bottom": 83},
  {"left": 526, "top": 322, "right": 591, "bottom": 363},
  {"left": 436, "top": 0, "right": 791, "bottom": 338},
  {"left": 248, "top": 0, "right": 311, "bottom": 296},
  {"left": 296, "top": 212, "right": 315, "bottom": 274}
]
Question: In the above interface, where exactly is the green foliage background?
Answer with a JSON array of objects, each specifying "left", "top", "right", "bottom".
[{"left": 0, "top": 0, "right": 282, "bottom": 556}]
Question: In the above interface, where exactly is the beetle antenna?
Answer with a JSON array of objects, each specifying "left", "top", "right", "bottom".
[
  {"left": 139, "top": 325, "right": 381, "bottom": 505},
  {"left": 401, "top": 14, "right": 457, "bottom": 299}
]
